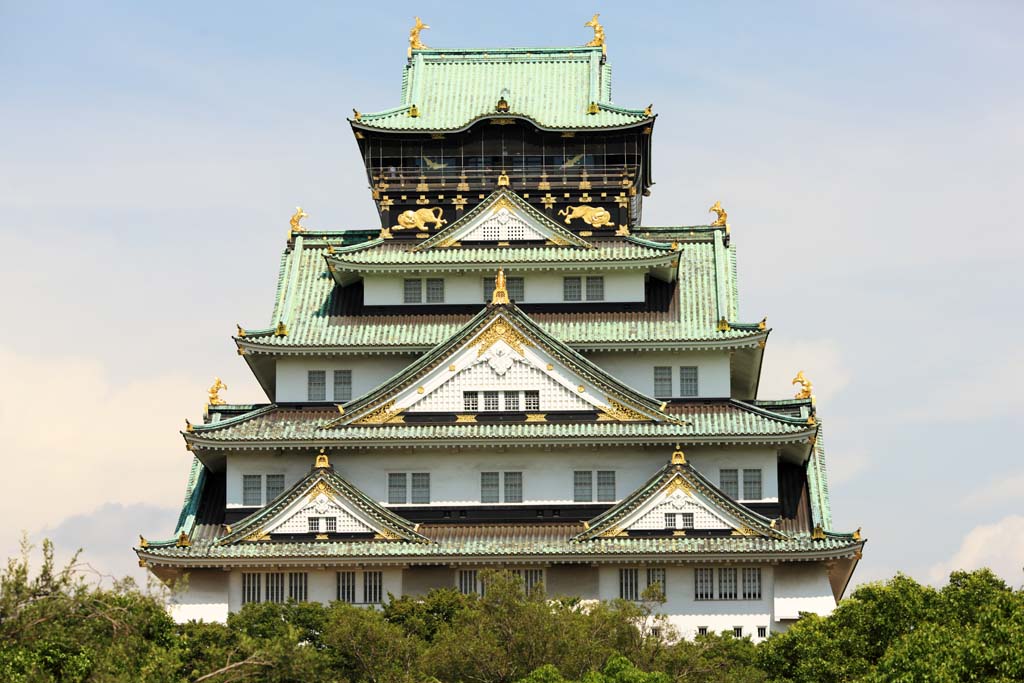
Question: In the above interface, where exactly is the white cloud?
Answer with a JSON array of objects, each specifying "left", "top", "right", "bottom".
[
  {"left": 960, "top": 473, "right": 1024, "bottom": 510},
  {"left": 927, "top": 515, "right": 1024, "bottom": 586}
]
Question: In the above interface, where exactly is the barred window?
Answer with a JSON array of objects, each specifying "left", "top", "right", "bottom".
[
  {"left": 742, "top": 568, "right": 762, "bottom": 600},
  {"left": 520, "top": 569, "right": 544, "bottom": 595},
  {"left": 242, "top": 475, "right": 262, "bottom": 506},
  {"left": 481, "top": 472, "right": 500, "bottom": 503},
  {"left": 697, "top": 626, "right": 708, "bottom": 636},
  {"left": 757, "top": 626, "right": 767, "bottom": 638},
  {"left": 242, "top": 572, "right": 261, "bottom": 604},
  {"left": 695, "top": 568, "right": 714, "bottom": 600},
  {"left": 425, "top": 278, "right": 445, "bottom": 303},
  {"left": 653, "top": 366, "right": 672, "bottom": 398},
  {"left": 524, "top": 390, "right": 540, "bottom": 411},
  {"left": 585, "top": 276, "right": 604, "bottom": 301},
  {"left": 484, "top": 277, "right": 524, "bottom": 301},
  {"left": 720, "top": 469, "right": 739, "bottom": 499},
  {"left": 308, "top": 517, "right": 320, "bottom": 533},
  {"left": 503, "top": 391, "right": 520, "bottom": 411},
  {"left": 411, "top": 473, "right": 431, "bottom": 504},
  {"left": 463, "top": 391, "right": 479, "bottom": 411},
  {"left": 364, "top": 571, "right": 383, "bottom": 604},
  {"left": 718, "top": 568, "right": 738, "bottom": 600},
  {"left": 325, "top": 517, "right": 337, "bottom": 533},
  {"left": 596, "top": 471, "right": 616, "bottom": 502},
  {"left": 679, "top": 366, "right": 699, "bottom": 397},
  {"left": 403, "top": 278, "right": 422, "bottom": 303},
  {"left": 665, "top": 513, "right": 677, "bottom": 529},
  {"left": 307, "top": 370, "right": 326, "bottom": 401},
  {"left": 504, "top": 472, "right": 523, "bottom": 503},
  {"left": 265, "top": 474, "right": 285, "bottom": 502},
  {"left": 337, "top": 571, "right": 356, "bottom": 603},
  {"left": 483, "top": 391, "right": 500, "bottom": 411},
  {"left": 288, "top": 572, "right": 308, "bottom": 602},
  {"left": 680, "top": 512, "right": 694, "bottom": 529},
  {"left": 563, "top": 276, "right": 582, "bottom": 301},
  {"left": 733, "top": 626, "right": 743, "bottom": 638},
  {"left": 458, "top": 569, "right": 479, "bottom": 595},
  {"left": 388, "top": 473, "right": 407, "bottom": 504},
  {"left": 647, "top": 568, "right": 667, "bottom": 599},
  {"left": 743, "top": 469, "right": 762, "bottom": 500},
  {"left": 333, "top": 370, "right": 353, "bottom": 402},
  {"left": 265, "top": 572, "right": 285, "bottom": 603},
  {"left": 574, "top": 471, "right": 593, "bottom": 502},
  {"left": 619, "top": 568, "right": 639, "bottom": 601}
]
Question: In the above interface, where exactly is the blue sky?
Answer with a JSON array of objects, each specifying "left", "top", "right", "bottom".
[{"left": 1, "top": 1, "right": 1022, "bottom": 587}]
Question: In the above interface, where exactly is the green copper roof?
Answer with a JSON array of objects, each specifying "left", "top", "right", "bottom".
[
  {"left": 353, "top": 47, "right": 652, "bottom": 132},
  {"left": 807, "top": 422, "right": 833, "bottom": 530}
]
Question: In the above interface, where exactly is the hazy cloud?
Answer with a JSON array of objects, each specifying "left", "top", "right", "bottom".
[{"left": 927, "top": 515, "right": 1024, "bottom": 586}]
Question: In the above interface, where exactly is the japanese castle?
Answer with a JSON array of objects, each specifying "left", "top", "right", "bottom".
[{"left": 137, "top": 16, "right": 864, "bottom": 639}]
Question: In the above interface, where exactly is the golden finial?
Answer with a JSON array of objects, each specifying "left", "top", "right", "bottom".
[
  {"left": 584, "top": 13, "right": 606, "bottom": 54},
  {"left": 274, "top": 321, "right": 288, "bottom": 336},
  {"left": 408, "top": 104, "right": 420, "bottom": 118},
  {"left": 587, "top": 102, "right": 599, "bottom": 115},
  {"left": 644, "top": 103, "right": 653, "bottom": 116},
  {"left": 496, "top": 95, "right": 510, "bottom": 113},
  {"left": 491, "top": 267, "right": 510, "bottom": 305},
  {"left": 853, "top": 527, "right": 862, "bottom": 541},
  {"left": 709, "top": 201, "right": 728, "bottom": 227},
  {"left": 207, "top": 377, "right": 227, "bottom": 406},
  {"left": 671, "top": 446, "right": 686, "bottom": 465},
  {"left": 758, "top": 317, "right": 767, "bottom": 331},
  {"left": 314, "top": 448, "right": 331, "bottom": 469},
  {"left": 176, "top": 531, "right": 191, "bottom": 547},
  {"left": 792, "top": 371, "right": 814, "bottom": 401},
  {"left": 138, "top": 535, "right": 148, "bottom": 548},
  {"left": 236, "top": 323, "right": 247, "bottom": 338},
  {"left": 289, "top": 207, "right": 308, "bottom": 238},
  {"left": 497, "top": 171, "right": 510, "bottom": 186},
  {"left": 408, "top": 17, "right": 429, "bottom": 57},
  {"left": 812, "top": 524, "right": 825, "bottom": 540},
  {"left": 185, "top": 419, "right": 194, "bottom": 433},
  {"left": 716, "top": 317, "right": 731, "bottom": 332},
  {"left": 352, "top": 108, "right": 362, "bottom": 121}
]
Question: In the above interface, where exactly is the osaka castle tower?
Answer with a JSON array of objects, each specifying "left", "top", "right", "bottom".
[{"left": 137, "top": 16, "right": 864, "bottom": 638}]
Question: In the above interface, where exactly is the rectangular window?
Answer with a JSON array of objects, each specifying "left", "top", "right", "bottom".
[
  {"left": 757, "top": 626, "right": 767, "bottom": 639},
  {"left": 503, "top": 391, "right": 520, "bottom": 411},
  {"left": 411, "top": 473, "right": 431, "bottom": 504},
  {"left": 288, "top": 572, "right": 308, "bottom": 602},
  {"left": 483, "top": 391, "right": 500, "bottom": 411},
  {"left": 463, "top": 391, "right": 479, "bottom": 411},
  {"left": 242, "top": 475, "right": 262, "bottom": 506},
  {"left": 647, "top": 568, "right": 667, "bottom": 599},
  {"left": 695, "top": 568, "right": 714, "bottom": 600},
  {"left": 585, "top": 276, "right": 604, "bottom": 301},
  {"left": 483, "top": 277, "right": 525, "bottom": 302},
  {"left": 504, "top": 472, "right": 523, "bottom": 503},
  {"left": 574, "top": 471, "right": 593, "bottom": 502},
  {"left": 337, "top": 571, "right": 356, "bottom": 603},
  {"left": 425, "top": 278, "right": 445, "bottom": 303},
  {"left": 680, "top": 512, "right": 694, "bottom": 529},
  {"left": 364, "top": 571, "right": 383, "bottom": 604},
  {"left": 742, "top": 568, "right": 762, "bottom": 600},
  {"left": 265, "top": 572, "right": 285, "bottom": 603},
  {"left": 520, "top": 569, "right": 544, "bottom": 595},
  {"left": 325, "top": 517, "right": 337, "bottom": 533},
  {"left": 388, "top": 473, "right": 407, "bottom": 504},
  {"left": 242, "top": 572, "right": 261, "bottom": 604},
  {"left": 653, "top": 366, "right": 673, "bottom": 398},
  {"left": 524, "top": 390, "right": 540, "bottom": 411},
  {"left": 596, "top": 471, "right": 616, "bottom": 502},
  {"left": 265, "top": 474, "right": 285, "bottom": 502},
  {"left": 679, "top": 366, "right": 699, "bottom": 397},
  {"left": 733, "top": 626, "right": 743, "bottom": 638},
  {"left": 720, "top": 469, "right": 739, "bottom": 499},
  {"left": 743, "top": 469, "right": 762, "bottom": 500},
  {"left": 481, "top": 472, "right": 500, "bottom": 503},
  {"left": 458, "top": 569, "right": 478, "bottom": 595},
  {"left": 665, "top": 512, "right": 676, "bottom": 529},
  {"left": 619, "top": 568, "right": 639, "bottom": 601},
  {"left": 307, "top": 370, "right": 326, "bottom": 401},
  {"left": 697, "top": 626, "right": 708, "bottom": 636},
  {"left": 403, "top": 278, "right": 422, "bottom": 303},
  {"left": 333, "top": 369, "right": 353, "bottom": 402},
  {"left": 563, "top": 276, "right": 582, "bottom": 301},
  {"left": 308, "top": 517, "right": 320, "bottom": 533},
  {"left": 719, "top": 568, "right": 738, "bottom": 600}
]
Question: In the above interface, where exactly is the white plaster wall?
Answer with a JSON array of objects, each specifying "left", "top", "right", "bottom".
[
  {"left": 584, "top": 350, "right": 732, "bottom": 398},
  {"left": 687, "top": 447, "right": 780, "bottom": 503},
  {"left": 772, "top": 563, "right": 836, "bottom": 621},
  {"left": 223, "top": 568, "right": 403, "bottom": 615},
  {"left": 275, "top": 356, "right": 415, "bottom": 403},
  {"left": 363, "top": 271, "right": 645, "bottom": 306},
  {"left": 169, "top": 570, "right": 229, "bottom": 623}
]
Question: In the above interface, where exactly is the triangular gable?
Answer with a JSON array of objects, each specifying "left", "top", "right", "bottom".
[
  {"left": 576, "top": 451, "right": 786, "bottom": 541},
  {"left": 218, "top": 455, "right": 428, "bottom": 544},
  {"left": 413, "top": 189, "right": 594, "bottom": 251},
  {"left": 328, "top": 302, "right": 675, "bottom": 427}
]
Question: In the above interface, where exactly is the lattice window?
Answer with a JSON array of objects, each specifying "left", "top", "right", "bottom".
[
  {"left": 288, "top": 572, "right": 308, "bottom": 602},
  {"left": 646, "top": 568, "right": 667, "bottom": 599},
  {"left": 242, "top": 572, "right": 261, "bottom": 604},
  {"left": 426, "top": 278, "right": 445, "bottom": 303},
  {"left": 504, "top": 472, "right": 523, "bottom": 503},
  {"left": 619, "top": 568, "right": 639, "bottom": 601},
  {"left": 653, "top": 366, "right": 672, "bottom": 398},
  {"left": 411, "top": 473, "right": 431, "bottom": 504},
  {"left": 242, "top": 475, "right": 262, "bottom": 506},
  {"left": 403, "top": 279, "right": 422, "bottom": 303},
  {"left": 680, "top": 512, "right": 694, "bottom": 529},
  {"left": 481, "top": 472, "right": 500, "bottom": 503},
  {"left": 665, "top": 512, "right": 677, "bottom": 529},
  {"left": 563, "top": 276, "right": 582, "bottom": 301},
  {"left": 265, "top": 573, "right": 285, "bottom": 603},
  {"left": 463, "top": 391, "right": 479, "bottom": 411},
  {"left": 388, "top": 473, "right": 407, "bottom": 504},
  {"left": 718, "top": 568, "right": 738, "bottom": 600},
  {"left": 720, "top": 469, "right": 739, "bottom": 499},
  {"left": 679, "top": 366, "right": 699, "bottom": 397},
  {"left": 458, "top": 569, "right": 479, "bottom": 595},
  {"left": 325, "top": 517, "right": 337, "bottom": 533},
  {"left": 574, "top": 471, "right": 593, "bottom": 502},
  {"left": 586, "top": 276, "right": 604, "bottom": 301},
  {"left": 337, "top": 571, "right": 356, "bottom": 603},
  {"left": 695, "top": 568, "right": 714, "bottom": 601},
  {"left": 742, "top": 568, "right": 762, "bottom": 600},
  {"left": 308, "top": 517, "right": 320, "bottom": 533},
  {"left": 517, "top": 569, "right": 544, "bottom": 595},
  {"left": 597, "top": 471, "right": 616, "bottom": 502},
  {"left": 265, "top": 474, "right": 285, "bottom": 502},
  {"left": 364, "top": 571, "right": 383, "bottom": 604},
  {"left": 524, "top": 390, "right": 540, "bottom": 411},
  {"left": 743, "top": 469, "right": 762, "bottom": 500},
  {"left": 483, "top": 391, "right": 499, "bottom": 411},
  {"left": 504, "top": 391, "right": 520, "bottom": 411},
  {"left": 333, "top": 370, "right": 353, "bottom": 402},
  {"left": 307, "top": 370, "right": 326, "bottom": 401}
]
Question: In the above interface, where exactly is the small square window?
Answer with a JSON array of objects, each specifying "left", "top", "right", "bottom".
[
  {"left": 307, "top": 370, "right": 326, "bottom": 402},
  {"left": 680, "top": 512, "right": 694, "bottom": 529},
  {"left": 743, "top": 469, "right": 762, "bottom": 500},
  {"left": 653, "top": 367, "right": 672, "bottom": 398},
  {"left": 596, "top": 471, "right": 616, "bottom": 502},
  {"left": 325, "top": 517, "right": 337, "bottom": 533},
  {"left": 665, "top": 512, "right": 676, "bottom": 529},
  {"left": 585, "top": 276, "right": 604, "bottom": 301},
  {"left": 242, "top": 474, "right": 262, "bottom": 506},
  {"left": 483, "top": 391, "right": 499, "bottom": 411},
  {"left": 679, "top": 366, "right": 699, "bottom": 397},
  {"left": 720, "top": 469, "right": 739, "bottom": 499},
  {"left": 697, "top": 626, "right": 708, "bottom": 636},
  {"left": 733, "top": 626, "right": 743, "bottom": 638},
  {"left": 757, "top": 626, "right": 767, "bottom": 639},
  {"left": 574, "top": 471, "right": 593, "bottom": 502},
  {"left": 411, "top": 473, "right": 430, "bottom": 504},
  {"left": 481, "top": 472, "right": 500, "bottom": 503},
  {"left": 265, "top": 474, "right": 285, "bottom": 502},
  {"left": 403, "top": 279, "right": 422, "bottom": 303},
  {"left": 426, "top": 278, "right": 445, "bottom": 303},
  {"left": 463, "top": 391, "right": 479, "bottom": 411},
  {"left": 524, "top": 390, "right": 540, "bottom": 411},
  {"left": 308, "top": 517, "right": 320, "bottom": 533},
  {"left": 333, "top": 370, "right": 353, "bottom": 402},
  {"left": 388, "top": 473, "right": 407, "bottom": 504},
  {"left": 504, "top": 472, "right": 523, "bottom": 503},
  {"left": 504, "top": 391, "right": 520, "bottom": 411},
  {"left": 563, "top": 276, "right": 582, "bottom": 301}
]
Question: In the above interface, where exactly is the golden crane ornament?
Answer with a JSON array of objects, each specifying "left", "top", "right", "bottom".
[{"left": 408, "top": 17, "right": 429, "bottom": 57}]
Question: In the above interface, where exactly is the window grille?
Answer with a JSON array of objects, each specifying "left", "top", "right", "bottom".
[
  {"left": 646, "top": 568, "right": 667, "bottom": 599},
  {"left": 520, "top": 569, "right": 544, "bottom": 595},
  {"left": 720, "top": 469, "right": 739, "bottom": 499},
  {"left": 325, "top": 517, "right": 337, "bottom": 533},
  {"left": 483, "top": 391, "right": 499, "bottom": 411},
  {"left": 483, "top": 277, "right": 524, "bottom": 301},
  {"left": 697, "top": 626, "right": 708, "bottom": 636},
  {"left": 718, "top": 568, "right": 738, "bottom": 600},
  {"left": 333, "top": 370, "right": 353, "bottom": 402},
  {"left": 388, "top": 473, "right": 407, "bottom": 504},
  {"left": 653, "top": 366, "right": 672, "bottom": 398},
  {"left": 563, "top": 276, "right": 582, "bottom": 301},
  {"left": 242, "top": 475, "right": 262, "bottom": 506},
  {"left": 504, "top": 472, "right": 523, "bottom": 503},
  {"left": 426, "top": 278, "right": 445, "bottom": 303},
  {"left": 679, "top": 366, "right": 699, "bottom": 397},
  {"left": 665, "top": 513, "right": 677, "bottom": 529},
  {"left": 743, "top": 469, "right": 762, "bottom": 500},
  {"left": 411, "top": 473, "right": 431, "bottom": 504},
  {"left": 403, "top": 278, "right": 422, "bottom": 303},
  {"left": 503, "top": 391, "right": 520, "bottom": 411},
  {"left": 757, "top": 626, "right": 767, "bottom": 638},
  {"left": 574, "top": 471, "right": 593, "bottom": 502},
  {"left": 733, "top": 626, "right": 743, "bottom": 638},
  {"left": 742, "top": 568, "right": 762, "bottom": 600},
  {"left": 695, "top": 568, "right": 714, "bottom": 600},
  {"left": 585, "top": 276, "right": 604, "bottom": 301},
  {"left": 364, "top": 571, "right": 383, "bottom": 604},
  {"left": 242, "top": 572, "right": 261, "bottom": 604},
  {"left": 265, "top": 572, "right": 285, "bottom": 603},
  {"left": 524, "top": 390, "right": 540, "bottom": 411},
  {"left": 337, "top": 571, "right": 356, "bottom": 603},
  {"left": 265, "top": 474, "right": 285, "bottom": 502},
  {"left": 288, "top": 572, "right": 308, "bottom": 602},
  {"left": 681, "top": 512, "right": 694, "bottom": 529},
  {"left": 458, "top": 569, "right": 478, "bottom": 595},
  {"left": 463, "top": 391, "right": 479, "bottom": 411},
  {"left": 596, "top": 471, "right": 616, "bottom": 502},
  {"left": 619, "top": 568, "right": 639, "bottom": 601},
  {"left": 308, "top": 517, "right": 320, "bottom": 533},
  {"left": 307, "top": 370, "right": 326, "bottom": 401},
  {"left": 481, "top": 472, "right": 500, "bottom": 503}
]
